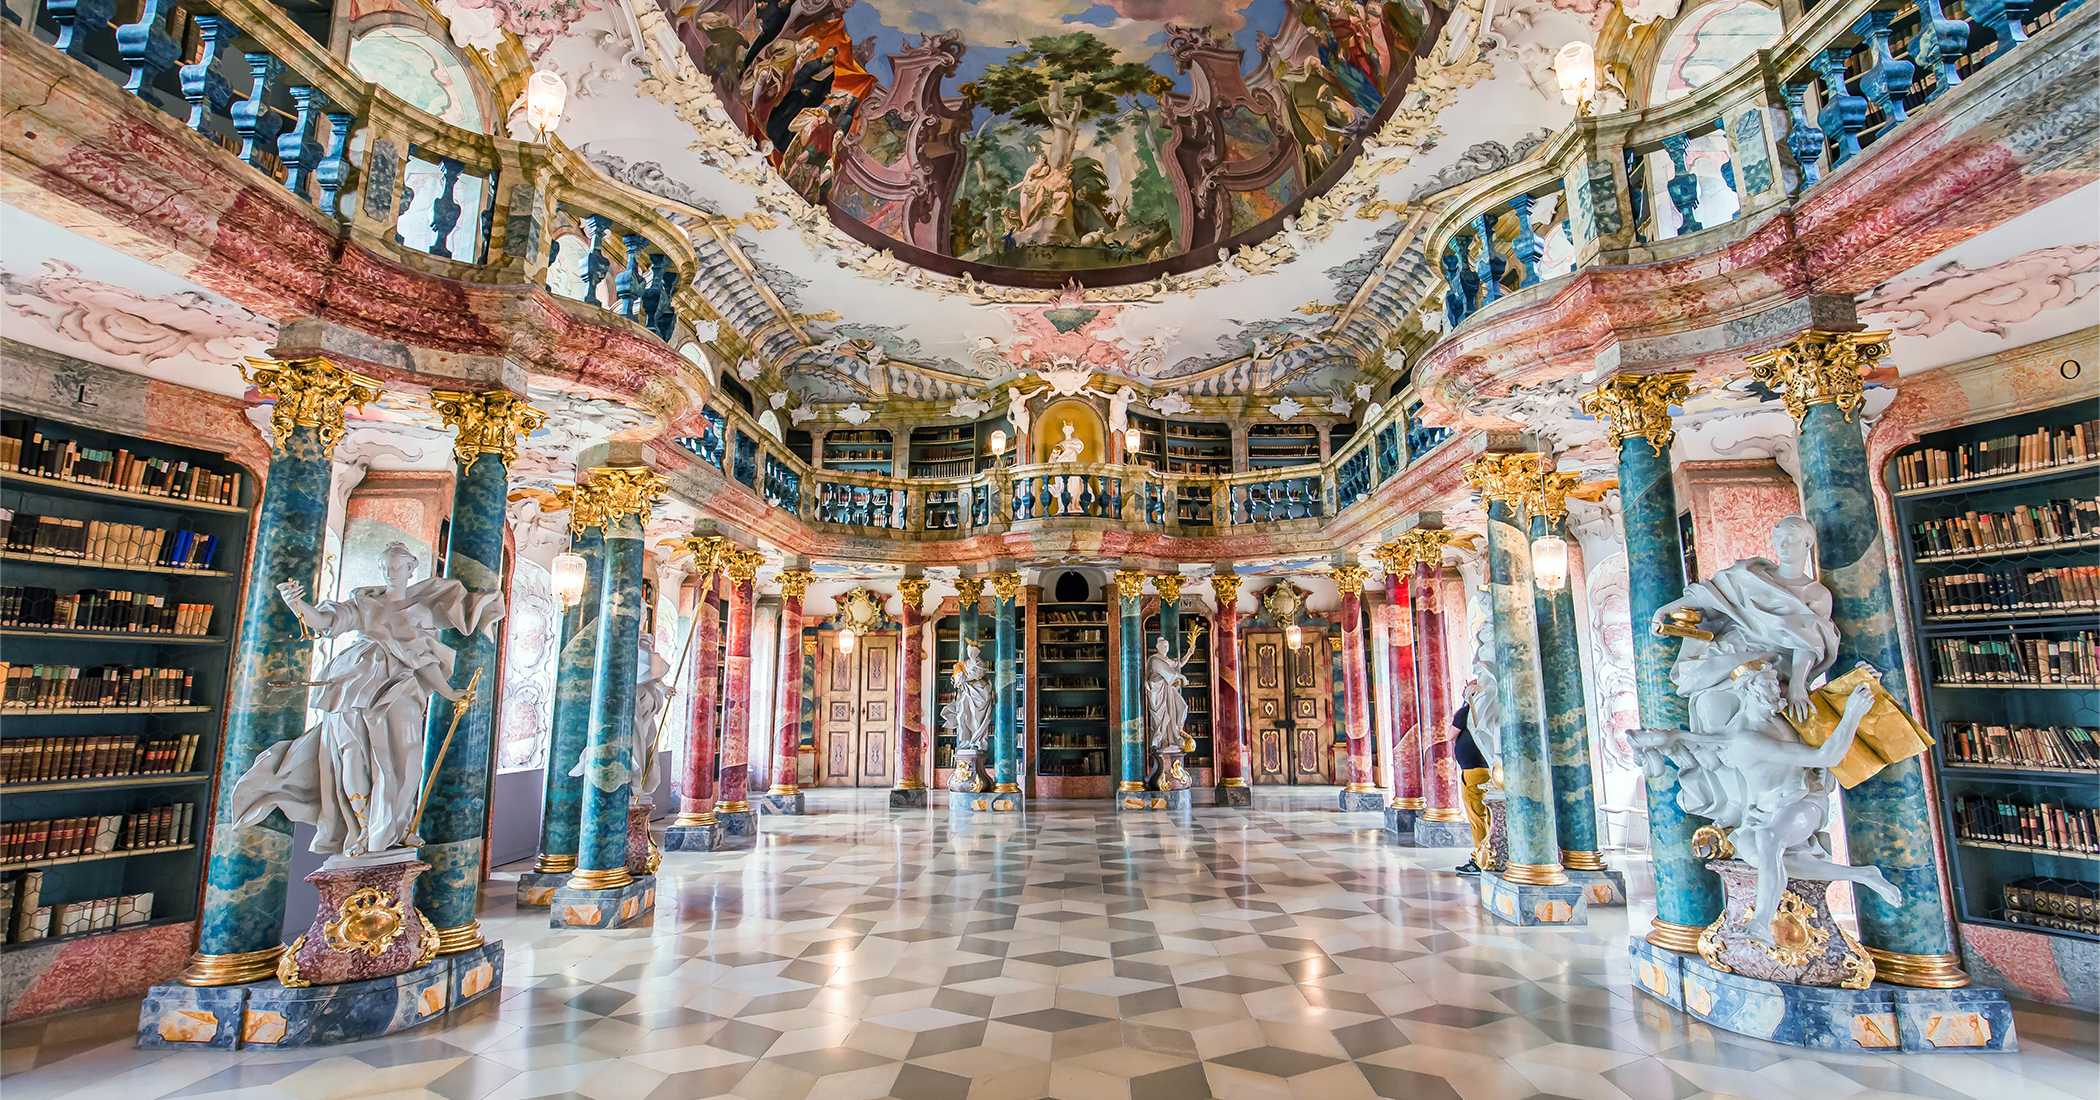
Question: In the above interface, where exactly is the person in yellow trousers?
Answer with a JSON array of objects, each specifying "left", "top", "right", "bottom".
[{"left": 1451, "top": 682, "right": 1492, "bottom": 875}]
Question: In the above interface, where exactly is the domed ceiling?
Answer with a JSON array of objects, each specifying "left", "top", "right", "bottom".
[{"left": 667, "top": 0, "right": 1439, "bottom": 284}]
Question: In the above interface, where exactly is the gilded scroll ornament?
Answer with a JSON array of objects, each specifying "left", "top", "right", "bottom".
[{"left": 322, "top": 887, "right": 408, "bottom": 957}]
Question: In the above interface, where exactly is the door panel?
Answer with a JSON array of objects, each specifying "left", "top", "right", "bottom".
[
  {"left": 1243, "top": 628, "right": 1334, "bottom": 784},
  {"left": 1246, "top": 634, "right": 1288, "bottom": 785},
  {"left": 857, "top": 636, "right": 896, "bottom": 786},
  {"left": 816, "top": 632, "right": 897, "bottom": 787}
]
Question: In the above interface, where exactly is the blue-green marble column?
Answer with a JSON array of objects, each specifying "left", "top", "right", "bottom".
[
  {"left": 1115, "top": 570, "right": 1146, "bottom": 793},
  {"left": 1588, "top": 372, "right": 1724, "bottom": 947},
  {"left": 1531, "top": 509, "right": 1601, "bottom": 864},
  {"left": 990, "top": 573, "right": 1022, "bottom": 796},
  {"left": 532, "top": 525, "right": 603, "bottom": 878},
  {"left": 1481, "top": 488, "right": 1563, "bottom": 883},
  {"left": 183, "top": 358, "right": 378, "bottom": 985},
  {"left": 575, "top": 506, "right": 645, "bottom": 885}
]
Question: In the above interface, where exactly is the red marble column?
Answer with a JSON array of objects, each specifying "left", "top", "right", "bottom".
[
  {"left": 1414, "top": 555, "right": 1464, "bottom": 824},
  {"left": 675, "top": 569, "right": 723, "bottom": 824},
  {"left": 895, "top": 577, "right": 930, "bottom": 790},
  {"left": 718, "top": 550, "right": 760, "bottom": 813},
  {"left": 1210, "top": 573, "right": 1247, "bottom": 796},
  {"left": 1382, "top": 559, "right": 1423, "bottom": 810},
  {"left": 1337, "top": 566, "right": 1377, "bottom": 798},
  {"left": 771, "top": 570, "right": 811, "bottom": 795}
]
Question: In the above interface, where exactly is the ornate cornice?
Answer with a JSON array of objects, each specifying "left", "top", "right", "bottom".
[
  {"left": 1210, "top": 572, "right": 1242, "bottom": 606},
  {"left": 1744, "top": 330, "right": 1891, "bottom": 424},
  {"left": 1114, "top": 569, "right": 1148, "bottom": 601},
  {"left": 1579, "top": 371, "right": 1694, "bottom": 456},
  {"left": 776, "top": 568, "right": 813, "bottom": 603},
  {"left": 989, "top": 572, "right": 1024, "bottom": 602},
  {"left": 722, "top": 548, "right": 766, "bottom": 586},
  {"left": 1462, "top": 453, "right": 1543, "bottom": 508},
  {"left": 897, "top": 575, "right": 932, "bottom": 610},
  {"left": 430, "top": 389, "right": 547, "bottom": 473},
  {"left": 1154, "top": 574, "right": 1185, "bottom": 605},
  {"left": 238, "top": 356, "right": 383, "bottom": 454},
  {"left": 1331, "top": 564, "right": 1370, "bottom": 595},
  {"left": 953, "top": 576, "right": 985, "bottom": 605}
]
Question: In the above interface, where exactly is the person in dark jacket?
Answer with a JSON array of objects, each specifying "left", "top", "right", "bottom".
[{"left": 1451, "top": 687, "right": 1492, "bottom": 874}]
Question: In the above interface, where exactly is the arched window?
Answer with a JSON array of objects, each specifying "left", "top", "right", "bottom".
[
  {"left": 347, "top": 25, "right": 488, "bottom": 131},
  {"left": 1649, "top": 0, "right": 1783, "bottom": 105}
]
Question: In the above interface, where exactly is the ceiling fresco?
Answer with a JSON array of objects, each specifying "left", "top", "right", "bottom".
[{"left": 665, "top": 0, "right": 1440, "bottom": 283}]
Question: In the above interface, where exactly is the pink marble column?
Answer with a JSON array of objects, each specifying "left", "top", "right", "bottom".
[
  {"left": 895, "top": 577, "right": 930, "bottom": 790},
  {"left": 771, "top": 570, "right": 811, "bottom": 796},
  {"left": 1337, "top": 566, "right": 1378, "bottom": 804},
  {"left": 1209, "top": 574, "right": 1247, "bottom": 801},
  {"left": 1384, "top": 566, "right": 1423, "bottom": 810},
  {"left": 1415, "top": 558, "right": 1463, "bottom": 825},
  {"left": 718, "top": 553, "right": 759, "bottom": 813},
  {"left": 674, "top": 570, "right": 722, "bottom": 824}
]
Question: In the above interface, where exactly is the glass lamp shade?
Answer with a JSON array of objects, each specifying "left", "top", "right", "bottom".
[
  {"left": 1284, "top": 622, "right": 1304, "bottom": 650},
  {"left": 1531, "top": 533, "right": 1570, "bottom": 592},
  {"left": 837, "top": 628, "right": 856, "bottom": 654},
  {"left": 552, "top": 551, "right": 588, "bottom": 608},
  {"left": 1553, "top": 42, "right": 1596, "bottom": 107},
  {"left": 989, "top": 429, "right": 1007, "bottom": 456},
  {"left": 1123, "top": 426, "right": 1141, "bottom": 452},
  {"left": 526, "top": 70, "right": 568, "bottom": 135}
]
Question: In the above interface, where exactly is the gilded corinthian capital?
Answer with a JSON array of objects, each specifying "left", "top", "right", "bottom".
[
  {"left": 1527, "top": 471, "right": 1589, "bottom": 523},
  {"left": 1153, "top": 574, "right": 1185, "bottom": 605},
  {"left": 1743, "top": 330, "right": 1890, "bottom": 425},
  {"left": 954, "top": 576, "right": 985, "bottom": 606},
  {"left": 1113, "top": 569, "right": 1148, "bottom": 600},
  {"left": 239, "top": 357, "right": 385, "bottom": 454},
  {"left": 1331, "top": 564, "right": 1369, "bottom": 594},
  {"left": 722, "top": 548, "right": 766, "bottom": 586},
  {"left": 1580, "top": 371, "right": 1694, "bottom": 456},
  {"left": 1395, "top": 528, "right": 1458, "bottom": 571},
  {"left": 1209, "top": 572, "right": 1242, "bottom": 606},
  {"left": 1462, "top": 452, "right": 1543, "bottom": 508},
  {"left": 776, "top": 569, "right": 813, "bottom": 604},
  {"left": 683, "top": 534, "right": 729, "bottom": 581},
  {"left": 989, "top": 572, "right": 1024, "bottom": 602},
  {"left": 581, "top": 465, "right": 668, "bottom": 526},
  {"left": 430, "top": 390, "right": 548, "bottom": 473},
  {"left": 896, "top": 575, "right": 933, "bottom": 610}
]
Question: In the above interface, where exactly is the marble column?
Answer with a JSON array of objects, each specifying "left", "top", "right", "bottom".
[
  {"left": 1114, "top": 570, "right": 1147, "bottom": 796},
  {"left": 181, "top": 358, "right": 381, "bottom": 985},
  {"left": 955, "top": 576, "right": 984, "bottom": 652},
  {"left": 1336, "top": 564, "right": 1383, "bottom": 811},
  {"left": 553, "top": 466, "right": 663, "bottom": 929},
  {"left": 1373, "top": 545, "right": 1424, "bottom": 836},
  {"left": 762, "top": 569, "right": 812, "bottom": 815},
  {"left": 1582, "top": 373, "right": 1723, "bottom": 949},
  {"left": 1155, "top": 573, "right": 1184, "bottom": 716},
  {"left": 1531, "top": 478, "right": 1624, "bottom": 906},
  {"left": 988, "top": 572, "right": 1024, "bottom": 808},
  {"left": 1467, "top": 454, "right": 1581, "bottom": 928},
  {"left": 1210, "top": 572, "right": 1250, "bottom": 807},
  {"left": 419, "top": 390, "right": 544, "bottom": 952},
  {"left": 1747, "top": 331, "right": 1966, "bottom": 988},
  {"left": 715, "top": 548, "right": 764, "bottom": 845},
  {"left": 666, "top": 537, "right": 725, "bottom": 851},
  {"left": 891, "top": 576, "right": 931, "bottom": 808},
  {"left": 1409, "top": 531, "right": 1472, "bottom": 848},
  {"left": 519, "top": 520, "right": 603, "bottom": 908}
]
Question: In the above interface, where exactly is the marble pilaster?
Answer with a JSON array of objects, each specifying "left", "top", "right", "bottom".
[
  {"left": 764, "top": 569, "right": 811, "bottom": 815},
  {"left": 988, "top": 572, "right": 1023, "bottom": 803},
  {"left": 1114, "top": 570, "right": 1147, "bottom": 798},
  {"left": 1375, "top": 548, "right": 1422, "bottom": 823},
  {"left": 666, "top": 537, "right": 724, "bottom": 851},
  {"left": 519, "top": 522, "right": 602, "bottom": 906},
  {"left": 1210, "top": 572, "right": 1250, "bottom": 807},
  {"left": 1411, "top": 537, "right": 1469, "bottom": 848},
  {"left": 715, "top": 549, "right": 763, "bottom": 844},
  {"left": 1531, "top": 494, "right": 1624, "bottom": 907},
  {"left": 891, "top": 577, "right": 931, "bottom": 808},
  {"left": 1335, "top": 565, "right": 1383, "bottom": 812}
]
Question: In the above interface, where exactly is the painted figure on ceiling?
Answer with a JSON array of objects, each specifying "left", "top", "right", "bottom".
[{"left": 769, "top": 45, "right": 841, "bottom": 160}]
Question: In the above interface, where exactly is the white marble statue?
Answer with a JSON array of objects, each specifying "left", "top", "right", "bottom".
[
  {"left": 1634, "top": 516, "right": 1902, "bottom": 944},
  {"left": 1049, "top": 422, "right": 1086, "bottom": 462},
  {"left": 631, "top": 632, "right": 675, "bottom": 804},
  {"left": 1008, "top": 384, "right": 1046, "bottom": 445},
  {"left": 1144, "top": 637, "right": 1200, "bottom": 753},
  {"left": 942, "top": 643, "right": 994, "bottom": 752},
  {"left": 230, "top": 542, "right": 504, "bottom": 861},
  {"left": 1086, "top": 383, "right": 1137, "bottom": 436}
]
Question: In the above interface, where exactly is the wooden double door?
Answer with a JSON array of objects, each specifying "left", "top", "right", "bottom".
[
  {"left": 816, "top": 632, "right": 897, "bottom": 787},
  {"left": 1242, "top": 627, "right": 1336, "bottom": 784}
]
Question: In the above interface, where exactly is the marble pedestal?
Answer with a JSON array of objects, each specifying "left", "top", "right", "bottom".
[
  {"left": 1565, "top": 867, "right": 1628, "bottom": 907},
  {"left": 1481, "top": 873, "right": 1590, "bottom": 926},
  {"left": 1384, "top": 806, "right": 1421, "bottom": 843},
  {"left": 889, "top": 787, "right": 928, "bottom": 809},
  {"left": 1119, "top": 789, "right": 1192, "bottom": 811},
  {"left": 953, "top": 790, "right": 1024, "bottom": 813},
  {"left": 1415, "top": 816, "right": 1473, "bottom": 847},
  {"left": 515, "top": 871, "right": 568, "bottom": 909},
  {"left": 1214, "top": 785, "right": 1252, "bottom": 807},
  {"left": 1479, "top": 792, "right": 1509, "bottom": 871},
  {"left": 715, "top": 810, "right": 757, "bottom": 848},
  {"left": 626, "top": 806, "right": 659, "bottom": 876},
  {"left": 1339, "top": 789, "right": 1386, "bottom": 812},
  {"left": 551, "top": 875, "right": 655, "bottom": 929},
  {"left": 662, "top": 823, "right": 720, "bottom": 851},
  {"left": 757, "top": 792, "right": 807, "bottom": 815},
  {"left": 279, "top": 856, "right": 435, "bottom": 987},
  {"left": 948, "top": 750, "right": 989, "bottom": 797},
  {"left": 1629, "top": 937, "right": 2017, "bottom": 1052},
  {"left": 138, "top": 941, "right": 503, "bottom": 1050}
]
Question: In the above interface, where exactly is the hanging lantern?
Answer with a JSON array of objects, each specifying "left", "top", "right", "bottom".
[
  {"left": 525, "top": 69, "right": 568, "bottom": 138},
  {"left": 1123, "top": 426, "right": 1142, "bottom": 453},
  {"left": 1532, "top": 533, "right": 1570, "bottom": 592},
  {"left": 989, "top": 429, "right": 1008, "bottom": 457},
  {"left": 1285, "top": 622, "right": 1304, "bottom": 651},
  {"left": 837, "top": 627, "right": 857, "bottom": 654},
  {"left": 552, "top": 551, "right": 587, "bottom": 607}
]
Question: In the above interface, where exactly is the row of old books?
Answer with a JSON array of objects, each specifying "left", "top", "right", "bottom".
[
  {"left": 0, "top": 874, "right": 154, "bottom": 944},
  {"left": 1953, "top": 795, "right": 2098, "bottom": 855},
  {"left": 2, "top": 665, "right": 198, "bottom": 709},
  {"left": 1928, "top": 634, "right": 2097, "bottom": 686},
  {"left": 0, "top": 510, "right": 225, "bottom": 571},
  {"left": 0, "top": 804, "right": 195, "bottom": 865},
  {"left": 1908, "top": 498, "right": 2100, "bottom": 558},
  {"left": 1, "top": 421, "right": 242, "bottom": 506},
  {"left": 1, "top": 586, "right": 214, "bottom": 634},
  {"left": 1, "top": 734, "right": 204, "bottom": 784},
  {"left": 1893, "top": 419, "right": 2100, "bottom": 489},
  {"left": 2002, "top": 878, "right": 2098, "bottom": 936},
  {"left": 1944, "top": 723, "right": 2100, "bottom": 770},
  {"left": 1919, "top": 565, "right": 2100, "bottom": 615}
]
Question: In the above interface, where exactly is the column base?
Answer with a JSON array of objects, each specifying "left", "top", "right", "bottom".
[
  {"left": 515, "top": 870, "right": 569, "bottom": 910},
  {"left": 550, "top": 874, "right": 656, "bottom": 929},
  {"left": 1414, "top": 817, "right": 1475, "bottom": 848},
  {"left": 1564, "top": 867, "right": 1627, "bottom": 907},
  {"left": 138, "top": 941, "right": 503, "bottom": 1050},
  {"left": 661, "top": 824, "right": 720, "bottom": 852},
  {"left": 1628, "top": 939, "right": 2017, "bottom": 1052},
  {"left": 1480, "top": 874, "right": 1589, "bottom": 927},
  {"left": 1338, "top": 789, "right": 1387, "bottom": 812},
  {"left": 1214, "top": 785, "right": 1252, "bottom": 808},
  {"left": 715, "top": 810, "right": 757, "bottom": 848},
  {"left": 889, "top": 787, "right": 929, "bottom": 809},
  {"left": 952, "top": 790, "right": 1025, "bottom": 813},
  {"left": 1384, "top": 806, "right": 1421, "bottom": 843},
  {"left": 1119, "top": 789, "right": 1192, "bottom": 812},
  {"left": 756, "top": 792, "right": 807, "bottom": 815}
]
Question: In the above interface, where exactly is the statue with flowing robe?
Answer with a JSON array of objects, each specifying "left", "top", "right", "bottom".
[
  {"left": 1145, "top": 637, "right": 1199, "bottom": 753},
  {"left": 942, "top": 643, "right": 993, "bottom": 753}
]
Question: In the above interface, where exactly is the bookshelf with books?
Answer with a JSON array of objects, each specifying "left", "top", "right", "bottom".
[
  {"left": 1127, "top": 412, "right": 1166, "bottom": 471},
  {"left": 822, "top": 429, "right": 894, "bottom": 475},
  {"left": 1163, "top": 421, "right": 1231, "bottom": 475},
  {"left": 0, "top": 411, "right": 251, "bottom": 960},
  {"left": 909, "top": 425, "right": 976, "bottom": 479},
  {"left": 1035, "top": 602, "right": 1111, "bottom": 797},
  {"left": 931, "top": 604, "right": 1027, "bottom": 785},
  {"left": 1144, "top": 611, "right": 1214, "bottom": 783},
  {"left": 1246, "top": 423, "right": 1320, "bottom": 470},
  {"left": 1891, "top": 399, "right": 2100, "bottom": 954}
]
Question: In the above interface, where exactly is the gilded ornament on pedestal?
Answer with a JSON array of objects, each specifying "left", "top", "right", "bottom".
[
  {"left": 1751, "top": 891, "right": 1832, "bottom": 968},
  {"left": 1690, "top": 824, "right": 1737, "bottom": 860},
  {"left": 276, "top": 934, "right": 311, "bottom": 987},
  {"left": 1743, "top": 330, "right": 1890, "bottom": 425},
  {"left": 1580, "top": 371, "right": 1696, "bottom": 455},
  {"left": 239, "top": 356, "right": 386, "bottom": 453},
  {"left": 412, "top": 910, "right": 441, "bottom": 968},
  {"left": 430, "top": 389, "right": 548, "bottom": 473},
  {"left": 323, "top": 886, "right": 409, "bottom": 957}
]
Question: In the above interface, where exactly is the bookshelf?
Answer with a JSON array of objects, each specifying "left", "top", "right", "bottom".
[
  {"left": 909, "top": 425, "right": 976, "bottom": 479},
  {"left": 1246, "top": 423, "right": 1320, "bottom": 469},
  {"left": 823, "top": 429, "right": 894, "bottom": 475},
  {"left": 1127, "top": 412, "right": 1166, "bottom": 471},
  {"left": 931, "top": 606, "right": 1026, "bottom": 779},
  {"left": 1034, "top": 602, "right": 1110, "bottom": 793},
  {"left": 1144, "top": 611, "right": 1213, "bottom": 779},
  {"left": 0, "top": 411, "right": 251, "bottom": 952},
  {"left": 1891, "top": 398, "right": 2100, "bottom": 946},
  {"left": 1163, "top": 421, "right": 1231, "bottom": 475}
]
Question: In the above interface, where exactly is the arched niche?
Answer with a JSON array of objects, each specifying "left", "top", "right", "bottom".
[{"left": 1033, "top": 398, "right": 1107, "bottom": 464}]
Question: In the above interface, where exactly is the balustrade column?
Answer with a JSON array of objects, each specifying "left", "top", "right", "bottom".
[
  {"left": 1467, "top": 456, "right": 1568, "bottom": 901},
  {"left": 180, "top": 358, "right": 380, "bottom": 985},
  {"left": 891, "top": 577, "right": 931, "bottom": 807},
  {"left": 1210, "top": 572, "right": 1251, "bottom": 806},
  {"left": 1115, "top": 570, "right": 1148, "bottom": 794},
  {"left": 1410, "top": 532, "right": 1471, "bottom": 847},
  {"left": 1531, "top": 478, "right": 1621, "bottom": 903},
  {"left": 1373, "top": 545, "right": 1425, "bottom": 835},
  {"left": 420, "top": 390, "right": 544, "bottom": 951},
  {"left": 1336, "top": 565, "right": 1383, "bottom": 811},
  {"left": 1746, "top": 332, "right": 1966, "bottom": 988},
  {"left": 989, "top": 573, "right": 1024, "bottom": 800},
  {"left": 667, "top": 537, "right": 725, "bottom": 850},
  {"left": 765, "top": 569, "right": 813, "bottom": 814},
  {"left": 1582, "top": 373, "right": 1724, "bottom": 948},
  {"left": 715, "top": 549, "right": 764, "bottom": 844}
]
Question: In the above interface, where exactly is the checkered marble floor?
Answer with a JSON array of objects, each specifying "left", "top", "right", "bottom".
[{"left": 4, "top": 788, "right": 2095, "bottom": 1100}]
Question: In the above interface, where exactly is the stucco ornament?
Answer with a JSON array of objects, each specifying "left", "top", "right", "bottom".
[
  {"left": 1619, "top": 0, "right": 1683, "bottom": 24},
  {"left": 1152, "top": 392, "right": 1196, "bottom": 416},
  {"left": 738, "top": 356, "right": 762, "bottom": 380},
  {"left": 692, "top": 318, "right": 721, "bottom": 342},
  {"left": 948, "top": 394, "right": 993, "bottom": 419},
  {"left": 1036, "top": 360, "right": 1098, "bottom": 397},
  {"left": 1, "top": 260, "right": 277, "bottom": 367},
  {"left": 942, "top": 644, "right": 994, "bottom": 752},
  {"left": 1632, "top": 517, "right": 1902, "bottom": 946},
  {"left": 1267, "top": 396, "right": 1308, "bottom": 420},
  {"left": 228, "top": 543, "right": 505, "bottom": 862},
  {"left": 433, "top": 0, "right": 508, "bottom": 53},
  {"left": 790, "top": 396, "right": 819, "bottom": 426},
  {"left": 838, "top": 403, "right": 873, "bottom": 426},
  {"left": 1858, "top": 243, "right": 2100, "bottom": 338}
]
